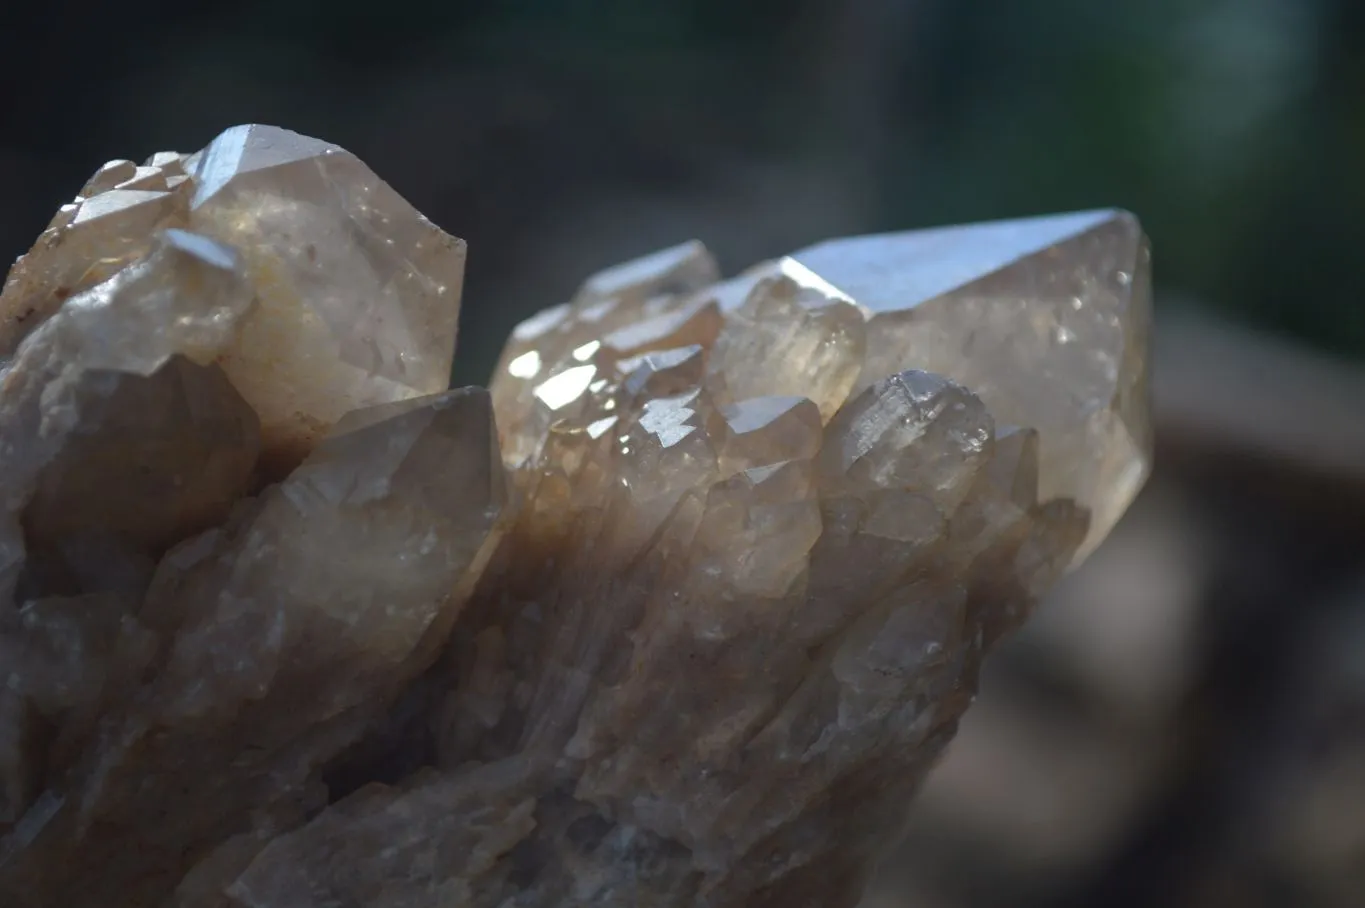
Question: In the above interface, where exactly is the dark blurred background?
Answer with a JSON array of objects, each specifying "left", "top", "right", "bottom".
[{"left": 2, "top": 2, "right": 1363, "bottom": 906}]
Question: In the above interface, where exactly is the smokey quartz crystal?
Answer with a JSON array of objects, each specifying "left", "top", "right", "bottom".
[{"left": 0, "top": 125, "right": 1151, "bottom": 908}]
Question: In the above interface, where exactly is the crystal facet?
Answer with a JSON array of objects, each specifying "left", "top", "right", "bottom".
[
  {"left": 0, "top": 124, "right": 1152, "bottom": 908},
  {"left": 0, "top": 152, "right": 193, "bottom": 357}
]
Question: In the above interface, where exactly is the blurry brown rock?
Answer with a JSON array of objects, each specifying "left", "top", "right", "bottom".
[{"left": 0, "top": 125, "right": 1151, "bottom": 907}]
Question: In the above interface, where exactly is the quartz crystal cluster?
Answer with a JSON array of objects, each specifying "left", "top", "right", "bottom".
[{"left": 0, "top": 125, "right": 1152, "bottom": 908}]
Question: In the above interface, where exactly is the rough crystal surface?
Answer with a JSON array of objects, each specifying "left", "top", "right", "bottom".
[{"left": 0, "top": 126, "right": 1151, "bottom": 908}]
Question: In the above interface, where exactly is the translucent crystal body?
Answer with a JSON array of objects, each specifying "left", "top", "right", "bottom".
[{"left": 0, "top": 125, "right": 1151, "bottom": 908}]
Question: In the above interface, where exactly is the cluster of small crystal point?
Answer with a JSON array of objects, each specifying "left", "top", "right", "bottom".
[{"left": 0, "top": 125, "right": 1152, "bottom": 907}]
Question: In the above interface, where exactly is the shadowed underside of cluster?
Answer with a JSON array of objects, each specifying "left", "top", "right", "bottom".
[{"left": 0, "top": 125, "right": 1151, "bottom": 908}]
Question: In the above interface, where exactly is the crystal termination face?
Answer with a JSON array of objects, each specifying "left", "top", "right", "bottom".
[{"left": 0, "top": 125, "right": 1151, "bottom": 908}]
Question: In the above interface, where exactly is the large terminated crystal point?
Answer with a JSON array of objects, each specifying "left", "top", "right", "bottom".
[
  {"left": 792, "top": 214, "right": 1151, "bottom": 562},
  {"left": 0, "top": 124, "right": 466, "bottom": 468},
  {"left": 0, "top": 125, "right": 1151, "bottom": 908}
]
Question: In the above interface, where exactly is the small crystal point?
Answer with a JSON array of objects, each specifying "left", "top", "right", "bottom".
[
  {"left": 0, "top": 183, "right": 189, "bottom": 357},
  {"left": 574, "top": 239, "right": 719, "bottom": 305},
  {"left": 80, "top": 160, "right": 140, "bottom": 197},
  {"left": 707, "top": 268, "right": 866, "bottom": 421},
  {"left": 818, "top": 370, "right": 994, "bottom": 514},
  {"left": 23, "top": 356, "right": 262, "bottom": 556}
]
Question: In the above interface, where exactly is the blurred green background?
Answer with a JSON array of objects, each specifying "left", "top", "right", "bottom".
[{"left": 1, "top": 0, "right": 1362, "bottom": 382}]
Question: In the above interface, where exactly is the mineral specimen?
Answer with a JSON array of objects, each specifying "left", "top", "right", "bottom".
[{"left": 0, "top": 125, "right": 1152, "bottom": 908}]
